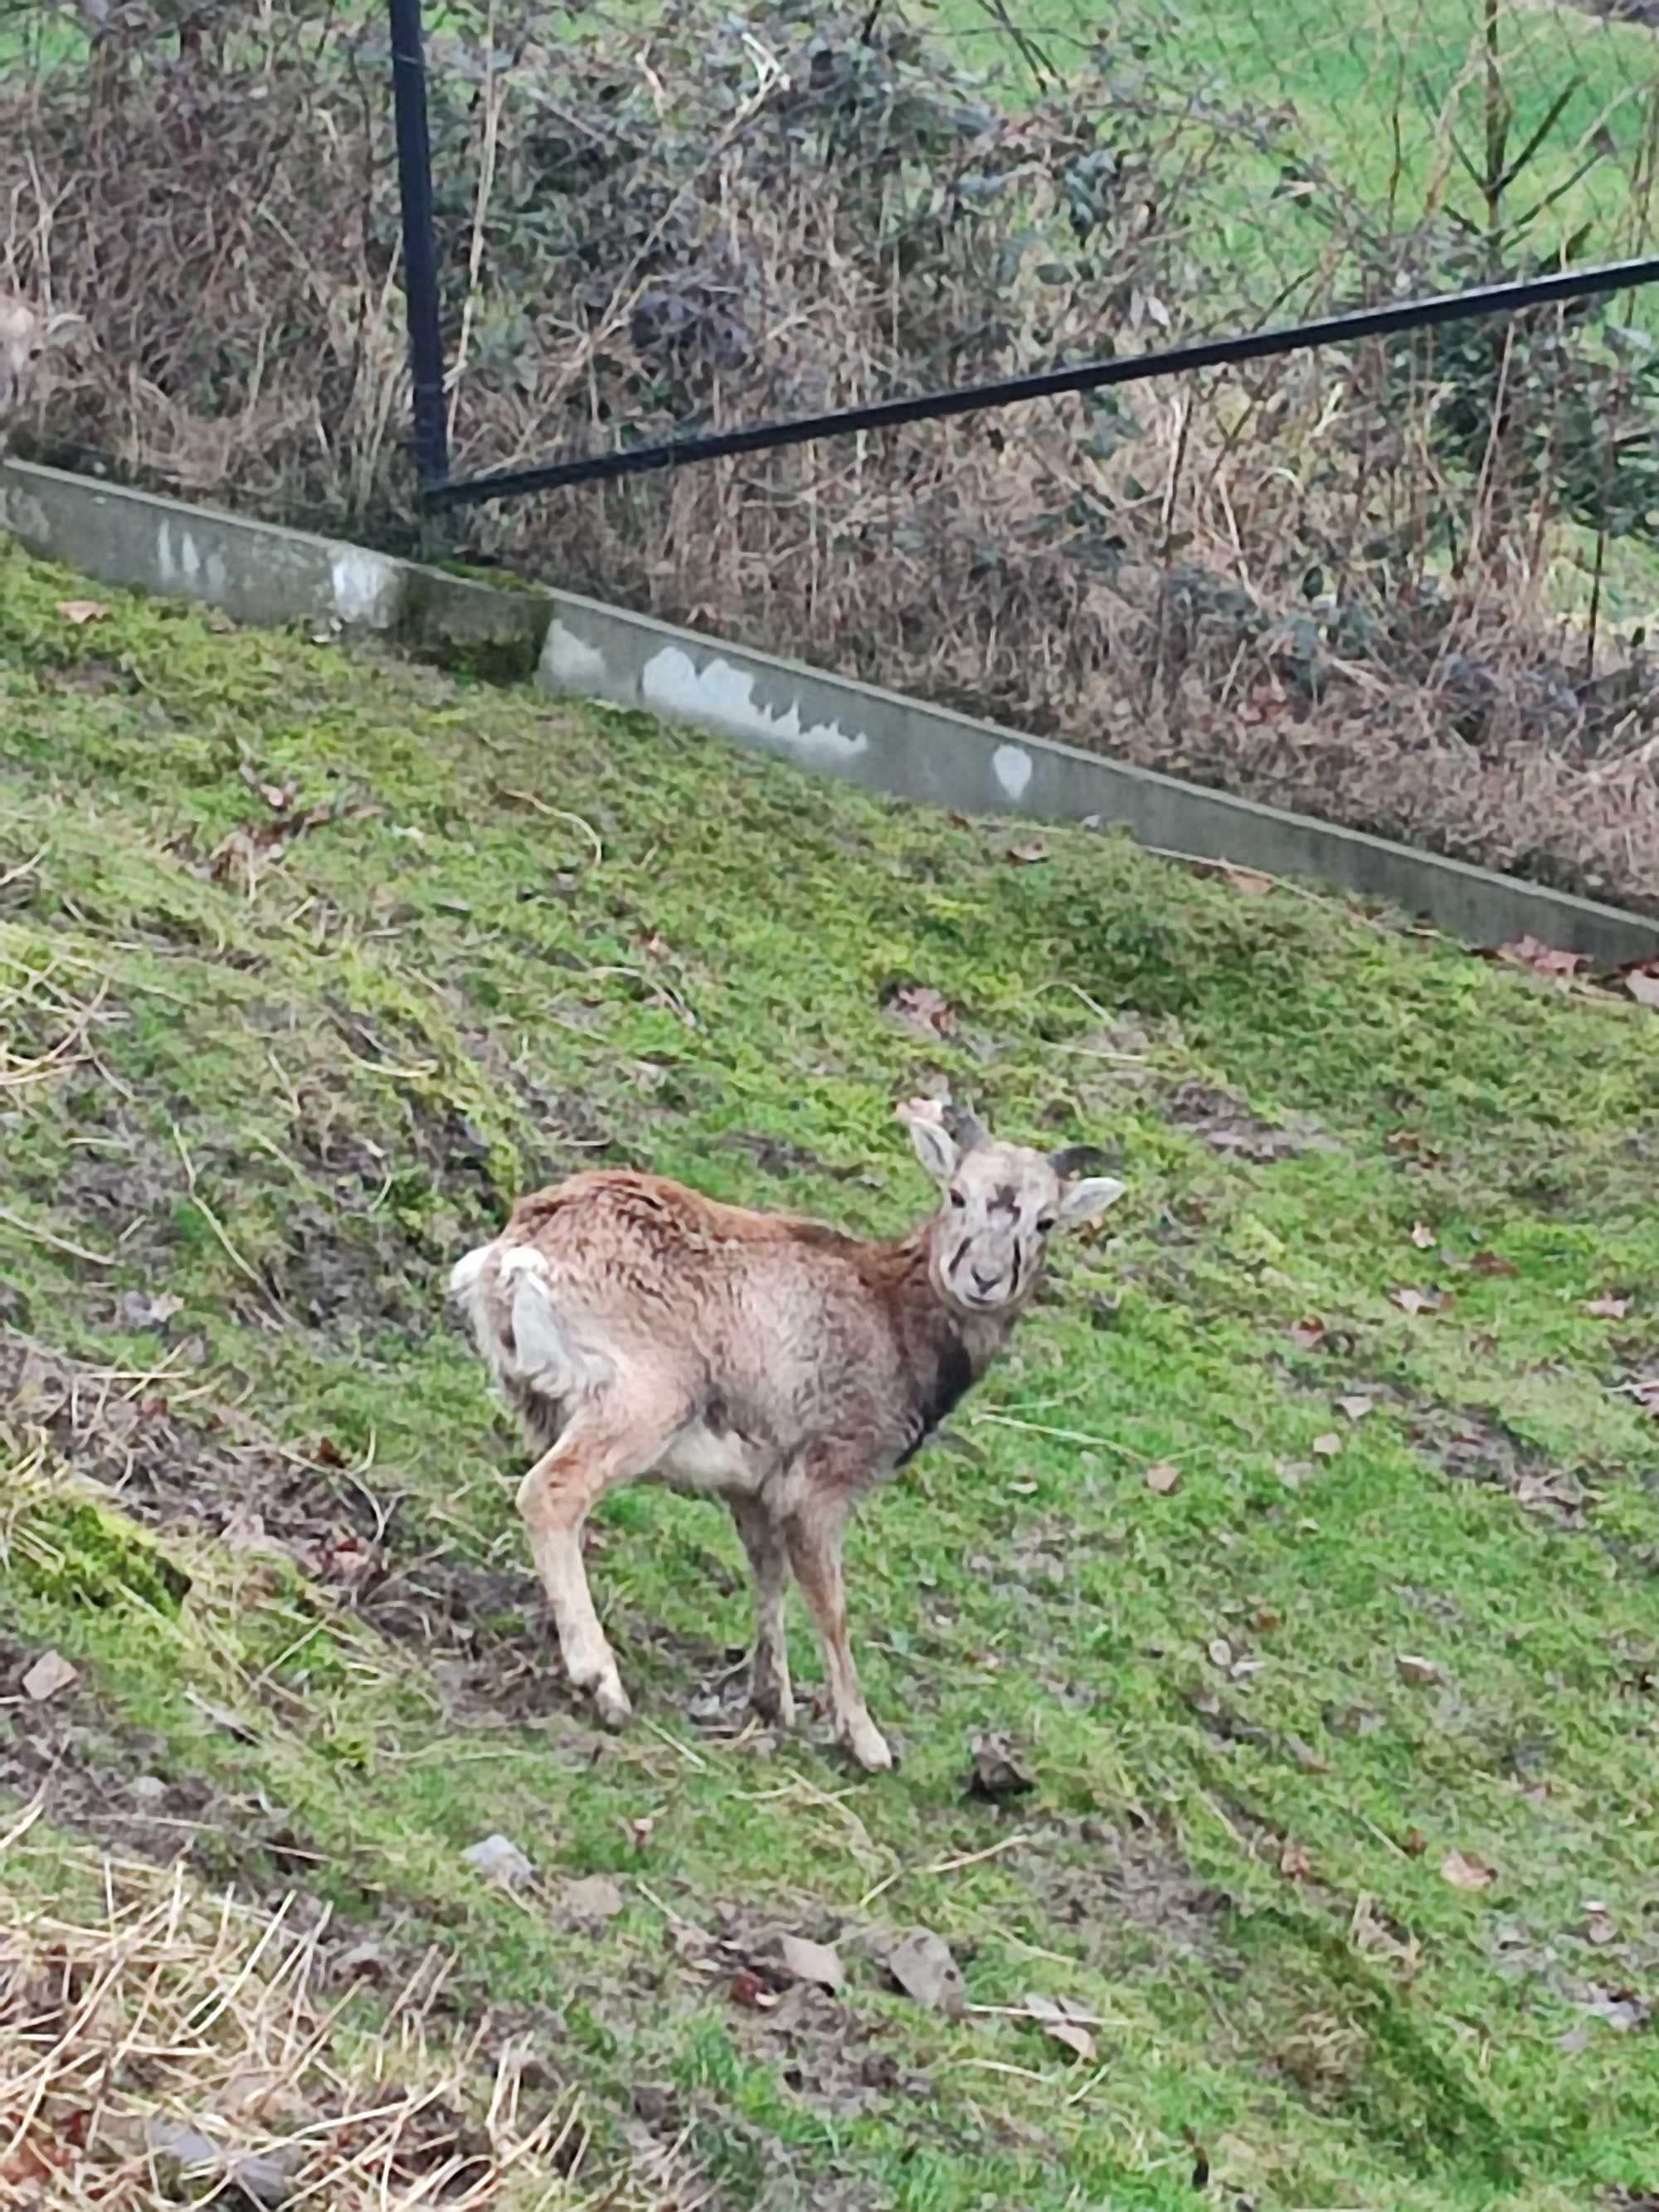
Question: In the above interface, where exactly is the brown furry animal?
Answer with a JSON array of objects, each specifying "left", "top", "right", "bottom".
[{"left": 450, "top": 1098, "right": 1123, "bottom": 1769}]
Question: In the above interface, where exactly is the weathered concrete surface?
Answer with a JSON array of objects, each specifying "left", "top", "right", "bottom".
[{"left": 3, "top": 454, "right": 1656, "bottom": 961}]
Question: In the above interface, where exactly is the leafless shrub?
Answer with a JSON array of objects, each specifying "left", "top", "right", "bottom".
[{"left": 2, "top": 0, "right": 1657, "bottom": 909}]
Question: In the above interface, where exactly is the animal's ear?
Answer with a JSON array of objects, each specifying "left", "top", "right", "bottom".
[
  {"left": 895, "top": 1097, "right": 959, "bottom": 1184},
  {"left": 1056, "top": 1174, "right": 1126, "bottom": 1229}
]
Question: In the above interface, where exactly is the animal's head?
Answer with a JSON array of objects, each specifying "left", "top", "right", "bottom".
[
  {"left": 0, "top": 294, "right": 81, "bottom": 421},
  {"left": 898, "top": 1096, "right": 1124, "bottom": 1317}
]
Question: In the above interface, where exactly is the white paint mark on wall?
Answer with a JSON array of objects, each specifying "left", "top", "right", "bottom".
[
  {"left": 153, "top": 521, "right": 228, "bottom": 605},
  {"left": 993, "top": 741, "right": 1034, "bottom": 804},
  {"left": 331, "top": 548, "right": 401, "bottom": 628},
  {"left": 541, "top": 621, "right": 612, "bottom": 691},
  {"left": 641, "top": 645, "right": 870, "bottom": 767}
]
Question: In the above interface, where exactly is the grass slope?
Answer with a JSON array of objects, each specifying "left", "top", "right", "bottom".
[{"left": 2, "top": 543, "right": 1659, "bottom": 2209}]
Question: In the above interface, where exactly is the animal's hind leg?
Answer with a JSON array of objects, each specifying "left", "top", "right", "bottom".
[
  {"left": 729, "top": 1497, "right": 795, "bottom": 1728},
  {"left": 518, "top": 1393, "right": 683, "bottom": 1728}
]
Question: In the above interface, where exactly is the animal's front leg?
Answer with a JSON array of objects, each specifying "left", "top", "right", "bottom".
[
  {"left": 729, "top": 1495, "right": 795, "bottom": 1728},
  {"left": 784, "top": 1487, "right": 891, "bottom": 1772}
]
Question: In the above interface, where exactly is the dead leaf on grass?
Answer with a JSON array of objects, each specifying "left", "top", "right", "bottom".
[
  {"left": 559, "top": 1874, "right": 625, "bottom": 1926},
  {"left": 1021, "top": 1991, "right": 1096, "bottom": 2062},
  {"left": 1310, "top": 1433, "right": 1343, "bottom": 1459},
  {"left": 1496, "top": 935, "right": 1584, "bottom": 983},
  {"left": 886, "top": 984, "right": 954, "bottom": 1038},
  {"left": 1220, "top": 866, "right": 1273, "bottom": 895},
  {"left": 1278, "top": 1840, "right": 1311, "bottom": 1880},
  {"left": 727, "top": 1967, "right": 780, "bottom": 2011},
  {"left": 885, "top": 1928, "right": 965, "bottom": 2017},
  {"left": 1624, "top": 967, "right": 1659, "bottom": 1010},
  {"left": 1005, "top": 839, "right": 1050, "bottom": 865},
  {"left": 1392, "top": 1286, "right": 1449, "bottom": 1315},
  {"left": 1440, "top": 1847, "right": 1496, "bottom": 1892},
  {"left": 1584, "top": 1293, "right": 1632, "bottom": 1320},
  {"left": 1144, "top": 1461, "right": 1181, "bottom": 1495},
  {"left": 1468, "top": 1250, "right": 1517, "bottom": 1277},
  {"left": 967, "top": 1732, "right": 1034, "bottom": 1800},
  {"left": 778, "top": 1934, "right": 844, "bottom": 1991},
  {"left": 462, "top": 1832, "right": 535, "bottom": 1887},
  {"left": 1395, "top": 1653, "right": 1443, "bottom": 1688},
  {"left": 1288, "top": 1318, "right": 1326, "bottom": 1351},
  {"left": 56, "top": 599, "right": 109, "bottom": 625},
  {"left": 1336, "top": 1394, "right": 1375, "bottom": 1422},
  {"left": 1410, "top": 1223, "right": 1437, "bottom": 1249},
  {"left": 22, "top": 1647, "right": 79, "bottom": 1702}
]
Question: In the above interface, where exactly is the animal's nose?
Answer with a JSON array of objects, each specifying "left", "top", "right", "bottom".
[{"left": 971, "top": 1266, "right": 999, "bottom": 1293}]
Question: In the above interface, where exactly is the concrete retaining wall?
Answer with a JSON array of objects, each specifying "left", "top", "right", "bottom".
[{"left": 4, "top": 455, "right": 1655, "bottom": 962}]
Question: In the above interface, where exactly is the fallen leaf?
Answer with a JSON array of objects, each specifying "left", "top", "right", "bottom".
[
  {"left": 1625, "top": 968, "right": 1659, "bottom": 1009},
  {"left": 886, "top": 1928, "right": 965, "bottom": 2016},
  {"left": 1022, "top": 1991, "right": 1096, "bottom": 2062},
  {"left": 1288, "top": 1317, "right": 1326, "bottom": 1351},
  {"left": 115, "top": 1288, "right": 184, "bottom": 1330},
  {"left": 1144, "top": 1461, "right": 1181, "bottom": 1494},
  {"left": 1410, "top": 1223, "right": 1437, "bottom": 1249},
  {"left": 1440, "top": 1847, "right": 1496, "bottom": 1893},
  {"left": 1395, "top": 1653, "right": 1443, "bottom": 1688},
  {"left": 1278, "top": 1840, "right": 1311, "bottom": 1879},
  {"left": 1392, "top": 1286, "right": 1448, "bottom": 1315},
  {"left": 727, "top": 1966, "right": 778, "bottom": 2010},
  {"left": 778, "top": 1934, "right": 844, "bottom": 1991},
  {"left": 462, "top": 1832, "right": 535, "bottom": 1887},
  {"left": 1581, "top": 1984, "right": 1652, "bottom": 2030},
  {"left": 1584, "top": 1294, "right": 1631, "bottom": 1320},
  {"left": 967, "top": 1732, "right": 1034, "bottom": 1800},
  {"left": 1496, "top": 934, "right": 1584, "bottom": 982},
  {"left": 1221, "top": 865, "right": 1273, "bottom": 895},
  {"left": 1005, "top": 839, "right": 1050, "bottom": 865},
  {"left": 1310, "top": 1432, "right": 1342, "bottom": 1459},
  {"left": 1404, "top": 1826, "right": 1428, "bottom": 1856},
  {"left": 625, "top": 1813, "right": 655, "bottom": 1851},
  {"left": 1336, "top": 1393, "right": 1375, "bottom": 1422},
  {"left": 886, "top": 984, "right": 954, "bottom": 1038},
  {"left": 221, "top": 1506, "right": 267, "bottom": 1552},
  {"left": 1285, "top": 1732, "right": 1330, "bottom": 1774},
  {"left": 1468, "top": 1249, "right": 1517, "bottom": 1277},
  {"left": 560, "top": 1874, "right": 625, "bottom": 1925},
  {"left": 56, "top": 598, "right": 109, "bottom": 625},
  {"left": 22, "top": 1648, "right": 79, "bottom": 1702}
]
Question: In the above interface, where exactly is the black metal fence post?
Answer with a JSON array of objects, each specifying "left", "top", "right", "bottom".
[{"left": 387, "top": 0, "right": 450, "bottom": 502}]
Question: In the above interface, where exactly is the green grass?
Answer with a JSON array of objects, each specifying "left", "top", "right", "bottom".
[{"left": 3, "top": 543, "right": 1659, "bottom": 2207}]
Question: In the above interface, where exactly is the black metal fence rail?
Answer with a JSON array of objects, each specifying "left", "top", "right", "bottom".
[{"left": 386, "top": 0, "right": 1659, "bottom": 514}]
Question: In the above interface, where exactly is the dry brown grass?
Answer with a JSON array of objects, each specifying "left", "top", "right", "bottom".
[
  {"left": 0, "top": 1807, "right": 614, "bottom": 2210},
  {"left": 2, "top": 0, "right": 1657, "bottom": 912}
]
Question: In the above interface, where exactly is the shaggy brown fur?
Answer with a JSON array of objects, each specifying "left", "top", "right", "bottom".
[{"left": 450, "top": 1099, "right": 1122, "bottom": 1768}]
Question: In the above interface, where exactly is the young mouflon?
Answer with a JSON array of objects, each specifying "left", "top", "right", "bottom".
[{"left": 450, "top": 1098, "right": 1123, "bottom": 1769}]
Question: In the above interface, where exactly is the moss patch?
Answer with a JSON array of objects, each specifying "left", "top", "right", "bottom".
[{"left": 3, "top": 538, "right": 1659, "bottom": 2210}]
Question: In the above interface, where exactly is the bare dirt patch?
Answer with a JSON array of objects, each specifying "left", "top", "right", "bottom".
[
  {"left": 1408, "top": 1403, "right": 1598, "bottom": 1527},
  {"left": 1162, "top": 1082, "right": 1322, "bottom": 1164},
  {"left": 1, "top": 1333, "right": 567, "bottom": 1725},
  {"left": 1019, "top": 1817, "right": 1235, "bottom": 1976},
  {"left": 0, "top": 1636, "right": 328, "bottom": 1896}
]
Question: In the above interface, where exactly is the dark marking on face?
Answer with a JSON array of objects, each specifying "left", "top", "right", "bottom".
[
  {"left": 994, "top": 1184, "right": 1017, "bottom": 1213},
  {"left": 704, "top": 1390, "right": 730, "bottom": 1436}
]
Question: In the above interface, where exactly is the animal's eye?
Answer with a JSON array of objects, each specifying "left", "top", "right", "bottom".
[
  {"left": 1036, "top": 1215, "right": 1057, "bottom": 1234},
  {"left": 949, "top": 1189, "right": 966, "bottom": 1209}
]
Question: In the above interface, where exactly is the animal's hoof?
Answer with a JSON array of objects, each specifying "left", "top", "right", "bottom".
[
  {"left": 593, "top": 1679, "right": 634, "bottom": 1730},
  {"left": 846, "top": 1724, "right": 894, "bottom": 1773}
]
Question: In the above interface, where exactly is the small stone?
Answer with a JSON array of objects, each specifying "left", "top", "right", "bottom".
[{"left": 463, "top": 1832, "right": 535, "bottom": 1886}]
